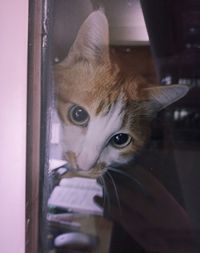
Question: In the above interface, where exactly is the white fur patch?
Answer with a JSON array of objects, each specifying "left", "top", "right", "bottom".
[
  {"left": 76, "top": 99, "right": 124, "bottom": 170},
  {"left": 61, "top": 98, "right": 125, "bottom": 171}
]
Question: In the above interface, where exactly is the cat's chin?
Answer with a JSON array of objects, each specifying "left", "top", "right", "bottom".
[
  {"left": 65, "top": 164, "right": 107, "bottom": 179},
  {"left": 76, "top": 171, "right": 102, "bottom": 179},
  {"left": 65, "top": 169, "right": 103, "bottom": 179}
]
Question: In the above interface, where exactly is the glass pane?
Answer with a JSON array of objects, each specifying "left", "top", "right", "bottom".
[{"left": 34, "top": 1, "right": 200, "bottom": 252}]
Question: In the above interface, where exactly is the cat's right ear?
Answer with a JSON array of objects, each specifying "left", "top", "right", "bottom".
[
  {"left": 60, "top": 10, "right": 110, "bottom": 67},
  {"left": 141, "top": 84, "right": 189, "bottom": 112}
]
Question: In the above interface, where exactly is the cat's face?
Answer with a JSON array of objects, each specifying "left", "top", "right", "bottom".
[
  {"left": 55, "top": 61, "right": 151, "bottom": 177},
  {"left": 54, "top": 10, "right": 188, "bottom": 178}
]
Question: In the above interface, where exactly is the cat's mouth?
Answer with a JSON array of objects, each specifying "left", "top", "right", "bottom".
[
  {"left": 66, "top": 165, "right": 106, "bottom": 179},
  {"left": 65, "top": 151, "right": 79, "bottom": 170},
  {"left": 65, "top": 151, "right": 106, "bottom": 178}
]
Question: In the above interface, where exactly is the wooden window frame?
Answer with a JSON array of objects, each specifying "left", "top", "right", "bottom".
[{"left": 26, "top": 0, "right": 53, "bottom": 252}]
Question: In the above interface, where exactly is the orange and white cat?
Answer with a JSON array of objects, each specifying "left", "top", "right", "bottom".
[{"left": 54, "top": 10, "right": 188, "bottom": 178}]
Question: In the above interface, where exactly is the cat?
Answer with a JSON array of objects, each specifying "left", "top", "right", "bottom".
[{"left": 54, "top": 10, "right": 189, "bottom": 178}]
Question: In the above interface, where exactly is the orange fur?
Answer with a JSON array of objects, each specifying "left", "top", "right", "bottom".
[{"left": 53, "top": 10, "right": 188, "bottom": 175}]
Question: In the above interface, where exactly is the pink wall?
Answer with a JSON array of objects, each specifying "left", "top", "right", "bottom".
[{"left": 0, "top": 0, "right": 28, "bottom": 252}]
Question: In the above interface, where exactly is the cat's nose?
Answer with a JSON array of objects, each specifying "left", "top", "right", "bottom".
[
  {"left": 65, "top": 150, "right": 96, "bottom": 171},
  {"left": 77, "top": 152, "right": 97, "bottom": 171},
  {"left": 65, "top": 151, "right": 78, "bottom": 170},
  {"left": 77, "top": 159, "right": 94, "bottom": 171}
]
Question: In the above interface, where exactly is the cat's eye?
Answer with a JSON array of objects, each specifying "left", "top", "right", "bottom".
[
  {"left": 110, "top": 133, "right": 132, "bottom": 148},
  {"left": 68, "top": 105, "right": 89, "bottom": 126}
]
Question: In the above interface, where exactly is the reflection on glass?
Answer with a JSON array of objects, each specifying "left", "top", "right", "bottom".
[{"left": 42, "top": 1, "right": 200, "bottom": 253}]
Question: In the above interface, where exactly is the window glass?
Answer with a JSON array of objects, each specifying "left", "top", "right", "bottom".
[{"left": 32, "top": 1, "right": 200, "bottom": 252}]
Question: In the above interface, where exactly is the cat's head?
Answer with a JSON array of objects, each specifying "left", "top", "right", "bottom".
[{"left": 54, "top": 10, "right": 189, "bottom": 178}]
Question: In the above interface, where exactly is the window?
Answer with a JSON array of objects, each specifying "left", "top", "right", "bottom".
[{"left": 26, "top": 1, "right": 200, "bottom": 253}]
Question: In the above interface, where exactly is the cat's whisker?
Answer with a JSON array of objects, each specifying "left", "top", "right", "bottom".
[
  {"left": 98, "top": 176, "right": 107, "bottom": 208},
  {"left": 105, "top": 171, "right": 122, "bottom": 216},
  {"left": 98, "top": 175, "right": 112, "bottom": 214},
  {"left": 107, "top": 166, "right": 152, "bottom": 199}
]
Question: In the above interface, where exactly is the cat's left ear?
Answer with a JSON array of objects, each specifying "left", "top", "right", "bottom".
[
  {"left": 141, "top": 84, "right": 189, "bottom": 111},
  {"left": 61, "top": 10, "right": 110, "bottom": 66}
]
